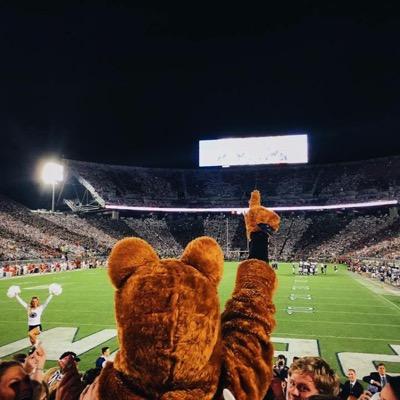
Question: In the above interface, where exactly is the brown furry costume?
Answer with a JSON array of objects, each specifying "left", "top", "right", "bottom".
[
  {"left": 80, "top": 191, "right": 279, "bottom": 400},
  {"left": 244, "top": 190, "right": 280, "bottom": 239}
]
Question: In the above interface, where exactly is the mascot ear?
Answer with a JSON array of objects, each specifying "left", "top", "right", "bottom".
[
  {"left": 108, "top": 237, "right": 159, "bottom": 289},
  {"left": 181, "top": 236, "right": 223, "bottom": 286}
]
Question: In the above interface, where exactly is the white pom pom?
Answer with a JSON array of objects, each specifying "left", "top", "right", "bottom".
[
  {"left": 7, "top": 285, "right": 21, "bottom": 298},
  {"left": 49, "top": 283, "right": 62, "bottom": 296}
]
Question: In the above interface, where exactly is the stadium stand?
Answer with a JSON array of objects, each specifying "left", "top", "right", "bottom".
[
  {"left": 0, "top": 156, "right": 399, "bottom": 281},
  {"left": 66, "top": 156, "right": 400, "bottom": 207}
]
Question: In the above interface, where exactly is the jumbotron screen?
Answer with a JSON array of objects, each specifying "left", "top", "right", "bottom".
[{"left": 199, "top": 134, "right": 308, "bottom": 167}]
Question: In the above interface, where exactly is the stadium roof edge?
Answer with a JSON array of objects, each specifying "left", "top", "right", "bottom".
[{"left": 104, "top": 199, "right": 398, "bottom": 213}]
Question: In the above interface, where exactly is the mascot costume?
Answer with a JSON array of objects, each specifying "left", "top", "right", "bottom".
[{"left": 81, "top": 190, "right": 280, "bottom": 400}]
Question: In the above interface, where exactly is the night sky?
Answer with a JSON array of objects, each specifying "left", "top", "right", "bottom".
[{"left": 1, "top": 3, "right": 400, "bottom": 207}]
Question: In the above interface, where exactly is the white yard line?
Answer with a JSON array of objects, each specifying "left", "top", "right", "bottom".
[
  {"left": 278, "top": 318, "right": 400, "bottom": 327},
  {"left": 273, "top": 332, "right": 400, "bottom": 342},
  {"left": 350, "top": 273, "right": 400, "bottom": 296},
  {"left": 349, "top": 273, "right": 400, "bottom": 312}
]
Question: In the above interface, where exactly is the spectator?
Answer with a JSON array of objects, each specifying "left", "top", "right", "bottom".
[
  {"left": 44, "top": 351, "right": 81, "bottom": 396},
  {"left": 381, "top": 376, "right": 400, "bottom": 400},
  {"left": 287, "top": 357, "right": 340, "bottom": 400},
  {"left": 95, "top": 347, "right": 110, "bottom": 368},
  {"left": 0, "top": 361, "right": 35, "bottom": 400},
  {"left": 273, "top": 354, "right": 289, "bottom": 380},
  {"left": 340, "top": 369, "right": 364, "bottom": 400},
  {"left": 363, "top": 363, "right": 392, "bottom": 393},
  {"left": 0, "top": 346, "right": 47, "bottom": 400}
]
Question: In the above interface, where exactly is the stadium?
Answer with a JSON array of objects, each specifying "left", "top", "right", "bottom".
[
  {"left": 1, "top": 153, "right": 399, "bottom": 382},
  {"left": 1, "top": 4, "right": 400, "bottom": 400}
]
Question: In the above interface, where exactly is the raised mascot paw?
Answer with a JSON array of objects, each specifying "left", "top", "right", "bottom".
[{"left": 244, "top": 190, "right": 280, "bottom": 262}]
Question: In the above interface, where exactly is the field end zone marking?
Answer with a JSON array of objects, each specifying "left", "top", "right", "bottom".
[
  {"left": 0, "top": 327, "right": 117, "bottom": 359},
  {"left": 272, "top": 337, "right": 319, "bottom": 360},
  {"left": 338, "top": 344, "right": 400, "bottom": 378}
]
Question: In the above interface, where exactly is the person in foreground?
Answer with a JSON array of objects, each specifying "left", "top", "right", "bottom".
[
  {"left": 287, "top": 357, "right": 340, "bottom": 400},
  {"left": 0, "top": 345, "right": 47, "bottom": 400},
  {"left": 362, "top": 363, "right": 392, "bottom": 393},
  {"left": 359, "top": 376, "right": 400, "bottom": 400},
  {"left": 77, "top": 190, "right": 280, "bottom": 399},
  {"left": 380, "top": 376, "right": 400, "bottom": 400},
  {"left": 340, "top": 369, "right": 364, "bottom": 400}
]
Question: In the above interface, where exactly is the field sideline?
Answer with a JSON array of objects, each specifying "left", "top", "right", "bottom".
[{"left": 1, "top": 263, "right": 399, "bottom": 379}]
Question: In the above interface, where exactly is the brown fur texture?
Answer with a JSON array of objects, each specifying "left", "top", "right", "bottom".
[
  {"left": 81, "top": 232, "right": 277, "bottom": 400},
  {"left": 244, "top": 190, "right": 280, "bottom": 239}
]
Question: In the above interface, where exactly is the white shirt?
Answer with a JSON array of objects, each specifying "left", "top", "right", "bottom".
[{"left": 16, "top": 295, "right": 53, "bottom": 326}]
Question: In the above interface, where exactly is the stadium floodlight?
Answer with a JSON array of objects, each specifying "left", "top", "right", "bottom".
[{"left": 41, "top": 161, "right": 64, "bottom": 212}]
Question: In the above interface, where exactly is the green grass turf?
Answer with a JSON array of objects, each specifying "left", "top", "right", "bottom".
[{"left": 1, "top": 263, "right": 399, "bottom": 378}]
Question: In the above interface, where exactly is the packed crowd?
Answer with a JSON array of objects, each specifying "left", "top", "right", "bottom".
[
  {"left": 348, "top": 259, "right": 400, "bottom": 287},
  {"left": 0, "top": 194, "right": 399, "bottom": 269},
  {"left": 2, "top": 345, "right": 400, "bottom": 400},
  {"left": 67, "top": 155, "right": 400, "bottom": 208},
  {"left": 0, "top": 196, "right": 110, "bottom": 261},
  {"left": 0, "top": 257, "right": 105, "bottom": 278},
  {"left": 288, "top": 210, "right": 400, "bottom": 262}
]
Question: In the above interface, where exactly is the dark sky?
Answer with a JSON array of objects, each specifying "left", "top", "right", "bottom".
[{"left": 1, "top": 3, "right": 400, "bottom": 206}]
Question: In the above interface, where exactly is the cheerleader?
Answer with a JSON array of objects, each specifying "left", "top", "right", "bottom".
[
  {"left": 17, "top": 295, "right": 53, "bottom": 345},
  {"left": 7, "top": 283, "right": 62, "bottom": 346}
]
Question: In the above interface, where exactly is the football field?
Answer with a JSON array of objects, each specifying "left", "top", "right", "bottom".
[{"left": 1, "top": 263, "right": 400, "bottom": 379}]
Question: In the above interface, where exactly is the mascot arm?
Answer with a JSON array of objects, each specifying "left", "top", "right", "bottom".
[{"left": 220, "top": 259, "right": 277, "bottom": 400}]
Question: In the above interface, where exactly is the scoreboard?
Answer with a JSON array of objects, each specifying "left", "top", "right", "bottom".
[{"left": 199, "top": 134, "right": 308, "bottom": 167}]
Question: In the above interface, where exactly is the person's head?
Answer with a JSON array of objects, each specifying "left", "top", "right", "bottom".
[
  {"left": 58, "top": 351, "right": 80, "bottom": 371},
  {"left": 287, "top": 357, "right": 340, "bottom": 400},
  {"left": 29, "top": 297, "right": 39, "bottom": 308},
  {"left": 101, "top": 347, "right": 110, "bottom": 357},
  {"left": 381, "top": 376, "right": 400, "bottom": 400},
  {"left": 347, "top": 369, "right": 357, "bottom": 382},
  {"left": 0, "top": 361, "right": 32, "bottom": 400},
  {"left": 11, "top": 354, "right": 26, "bottom": 365},
  {"left": 278, "top": 354, "right": 287, "bottom": 362},
  {"left": 377, "top": 363, "right": 386, "bottom": 375}
]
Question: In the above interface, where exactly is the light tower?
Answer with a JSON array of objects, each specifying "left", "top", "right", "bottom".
[{"left": 41, "top": 161, "right": 64, "bottom": 212}]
